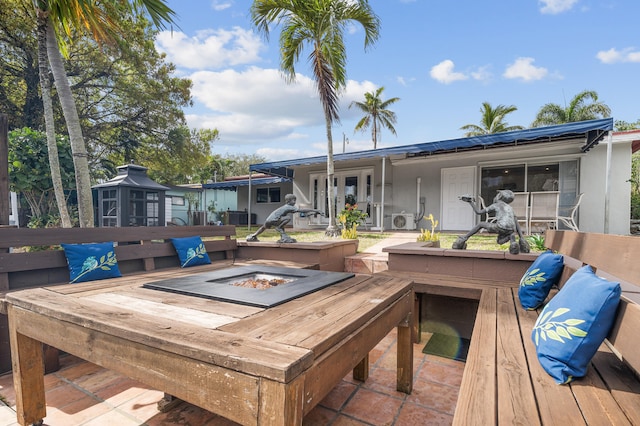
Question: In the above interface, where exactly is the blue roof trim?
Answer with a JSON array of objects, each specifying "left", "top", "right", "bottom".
[
  {"left": 202, "top": 176, "right": 291, "bottom": 191},
  {"left": 250, "top": 118, "right": 613, "bottom": 174}
]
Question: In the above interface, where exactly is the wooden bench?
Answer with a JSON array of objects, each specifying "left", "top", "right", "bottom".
[
  {"left": 454, "top": 230, "right": 640, "bottom": 425},
  {"left": 0, "top": 225, "right": 326, "bottom": 374}
]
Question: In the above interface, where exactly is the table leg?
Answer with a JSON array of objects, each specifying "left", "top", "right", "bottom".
[
  {"left": 8, "top": 306, "right": 46, "bottom": 426},
  {"left": 259, "top": 375, "right": 305, "bottom": 425},
  {"left": 397, "top": 311, "right": 413, "bottom": 394},
  {"left": 353, "top": 355, "right": 369, "bottom": 382}
]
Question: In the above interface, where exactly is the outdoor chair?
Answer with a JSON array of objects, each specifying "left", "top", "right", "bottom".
[
  {"left": 557, "top": 192, "right": 584, "bottom": 232},
  {"left": 478, "top": 196, "right": 496, "bottom": 233},
  {"left": 511, "top": 192, "right": 530, "bottom": 235},
  {"left": 528, "top": 191, "right": 560, "bottom": 233}
]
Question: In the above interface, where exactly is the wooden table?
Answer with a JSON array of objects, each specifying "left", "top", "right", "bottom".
[{"left": 7, "top": 267, "right": 414, "bottom": 426}]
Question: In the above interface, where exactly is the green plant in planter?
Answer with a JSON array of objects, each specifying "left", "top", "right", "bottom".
[
  {"left": 528, "top": 233, "right": 546, "bottom": 251},
  {"left": 417, "top": 213, "right": 440, "bottom": 244},
  {"left": 338, "top": 204, "right": 368, "bottom": 239}
]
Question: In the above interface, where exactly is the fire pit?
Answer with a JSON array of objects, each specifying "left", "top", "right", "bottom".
[{"left": 143, "top": 265, "right": 354, "bottom": 308}]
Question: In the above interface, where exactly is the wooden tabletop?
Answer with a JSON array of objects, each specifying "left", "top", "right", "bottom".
[{"left": 7, "top": 266, "right": 414, "bottom": 425}]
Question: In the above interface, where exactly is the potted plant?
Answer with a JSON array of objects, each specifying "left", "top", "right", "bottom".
[
  {"left": 338, "top": 203, "right": 368, "bottom": 239},
  {"left": 417, "top": 213, "right": 440, "bottom": 247}
]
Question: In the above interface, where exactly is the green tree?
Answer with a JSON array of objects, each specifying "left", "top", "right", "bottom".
[
  {"left": 531, "top": 90, "right": 611, "bottom": 127},
  {"left": 140, "top": 127, "right": 217, "bottom": 185},
  {"left": 223, "top": 153, "right": 268, "bottom": 177},
  {"left": 8, "top": 128, "right": 76, "bottom": 225},
  {"left": 460, "top": 102, "right": 524, "bottom": 136},
  {"left": 349, "top": 86, "right": 399, "bottom": 149},
  {"left": 615, "top": 119, "right": 640, "bottom": 131},
  {"left": 33, "top": 0, "right": 177, "bottom": 228},
  {"left": 251, "top": 0, "right": 380, "bottom": 236}
]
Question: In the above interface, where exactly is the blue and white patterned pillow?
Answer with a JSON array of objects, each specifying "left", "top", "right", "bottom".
[
  {"left": 61, "top": 242, "right": 122, "bottom": 283},
  {"left": 532, "top": 265, "right": 621, "bottom": 384},
  {"left": 518, "top": 250, "right": 564, "bottom": 310},
  {"left": 171, "top": 236, "right": 211, "bottom": 268}
]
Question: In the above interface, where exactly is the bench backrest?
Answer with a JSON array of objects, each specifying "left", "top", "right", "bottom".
[
  {"left": 0, "top": 225, "right": 237, "bottom": 291},
  {"left": 546, "top": 230, "right": 640, "bottom": 377}
]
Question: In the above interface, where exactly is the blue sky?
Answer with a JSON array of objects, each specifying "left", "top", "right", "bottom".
[{"left": 157, "top": 0, "right": 639, "bottom": 160}]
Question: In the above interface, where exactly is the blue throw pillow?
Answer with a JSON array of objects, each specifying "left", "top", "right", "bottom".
[
  {"left": 171, "top": 236, "right": 211, "bottom": 268},
  {"left": 61, "top": 242, "right": 122, "bottom": 284},
  {"left": 518, "top": 250, "right": 564, "bottom": 310},
  {"left": 531, "top": 265, "right": 621, "bottom": 384}
]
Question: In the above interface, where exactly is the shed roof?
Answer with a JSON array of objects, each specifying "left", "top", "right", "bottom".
[
  {"left": 250, "top": 118, "right": 613, "bottom": 177},
  {"left": 202, "top": 176, "right": 291, "bottom": 191}
]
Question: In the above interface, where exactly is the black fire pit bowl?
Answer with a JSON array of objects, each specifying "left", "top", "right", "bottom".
[{"left": 143, "top": 265, "right": 355, "bottom": 308}]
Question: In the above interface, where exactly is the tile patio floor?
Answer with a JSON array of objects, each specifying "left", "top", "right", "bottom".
[{"left": 0, "top": 329, "right": 463, "bottom": 426}]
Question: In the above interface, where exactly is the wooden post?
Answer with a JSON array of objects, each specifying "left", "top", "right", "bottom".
[{"left": 0, "top": 114, "right": 9, "bottom": 226}]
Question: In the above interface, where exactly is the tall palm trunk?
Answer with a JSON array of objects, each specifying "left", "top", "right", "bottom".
[
  {"left": 36, "top": 12, "right": 72, "bottom": 228},
  {"left": 325, "top": 118, "right": 339, "bottom": 236},
  {"left": 46, "top": 23, "right": 94, "bottom": 227}
]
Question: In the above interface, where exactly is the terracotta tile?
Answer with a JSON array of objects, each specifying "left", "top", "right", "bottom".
[
  {"left": 44, "top": 384, "right": 90, "bottom": 409},
  {"left": 319, "top": 380, "right": 357, "bottom": 411},
  {"left": 142, "top": 400, "right": 218, "bottom": 425},
  {"left": 377, "top": 350, "right": 398, "bottom": 371},
  {"left": 82, "top": 409, "right": 140, "bottom": 426},
  {"left": 72, "top": 367, "right": 123, "bottom": 393},
  {"left": 369, "top": 347, "right": 386, "bottom": 365},
  {"left": 303, "top": 404, "right": 338, "bottom": 425},
  {"left": 418, "top": 360, "right": 464, "bottom": 387},
  {"left": 331, "top": 414, "right": 369, "bottom": 425},
  {"left": 406, "top": 378, "right": 459, "bottom": 415},
  {"left": 55, "top": 361, "right": 103, "bottom": 383},
  {"left": 114, "top": 388, "right": 165, "bottom": 422},
  {"left": 396, "top": 401, "right": 453, "bottom": 425},
  {"left": 93, "top": 376, "right": 150, "bottom": 407},
  {"left": 362, "top": 367, "right": 408, "bottom": 398},
  {"left": 43, "top": 394, "right": 111, "bottom": 425},
  {"left": 342, "top": 388, "right": 402, "bottom": 425}
]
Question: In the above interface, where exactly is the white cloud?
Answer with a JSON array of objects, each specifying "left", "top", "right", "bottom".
[
  {"left": 211, "top": 0, "right": 232, "bottom": 11},
  {"left": 539, "top": 0, "right": 579, "bottom": 14},
  {"left": 155, "top": 27, "right": 263, "bottom": 70},
  {"left": 596, "top": 47, "right": 640, "bottom": 64},
  {"left": 503, "top": 57, "right": 549, "bottom": 81},
  {"left": 183, "top": 67, "right": 376, "bottom": 148},
  {"left": 430, "top": 60, "right": 468, "bottom": 84},
  {"left": 470, "top": 65, "right": 492, "bottom": 82}
]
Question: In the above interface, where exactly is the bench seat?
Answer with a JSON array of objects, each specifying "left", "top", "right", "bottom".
[{"left": 454, "top": 287, "right": 640, "bottom": 425}]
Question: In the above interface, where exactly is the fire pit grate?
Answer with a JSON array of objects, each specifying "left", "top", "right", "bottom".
[{"left": 143, "top": 265, "right": 354, "bottom": 308}]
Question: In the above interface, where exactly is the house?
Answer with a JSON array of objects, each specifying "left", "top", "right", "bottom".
[
  {"left": 246, "top": 118, "right": 636, "bottom": 235},
  {"left": 165, "top": 184, "right": 237, "bottom": 226},
  {"left": 202, "top": 174, "right": 293, "bottom": 227}
]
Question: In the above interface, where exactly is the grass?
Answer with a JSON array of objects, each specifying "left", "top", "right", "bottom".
[{"left": 234, "top": 227, "right": 545, "bottom": 253}]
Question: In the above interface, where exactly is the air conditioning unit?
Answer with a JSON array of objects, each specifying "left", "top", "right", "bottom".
[{"left": 392, "top": 213, "right": 416, "bottom": 230}]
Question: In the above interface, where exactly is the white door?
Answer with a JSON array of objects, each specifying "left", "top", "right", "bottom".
[{"left": 441, "top": 166, "right": 476, "bottom": 231}]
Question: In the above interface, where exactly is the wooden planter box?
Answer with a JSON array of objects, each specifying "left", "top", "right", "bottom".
[{"left": 236, "top": 240, "right": 358, "bottom": 272}]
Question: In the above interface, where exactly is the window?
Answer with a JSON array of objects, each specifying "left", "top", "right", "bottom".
[
  {"left": 257, "top": 187, "right": 281, "bottom": 203},
  {"left": 171, "top": 196, "right": 185, "bottom": 206},
  {"left": 480, "top": 161, "right": 576, "bottom": 208},
  {"left": 101, "top": 189, "right": 118, "bottom": 227}
]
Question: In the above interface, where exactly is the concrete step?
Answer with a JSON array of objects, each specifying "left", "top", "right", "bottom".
[{"left": 344, "top": 253, "right": 388, "bottom": 274}]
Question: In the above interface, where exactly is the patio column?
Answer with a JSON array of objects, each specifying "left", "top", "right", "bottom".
[
  {"left": 604, "top": 130, "right": 613, "bottom": 234},
  {"left": 248, "top": 172, "right": 252, "bottom": 231},
  {"left": 380, "top": 156, "right": 386, "bottom": 232}
]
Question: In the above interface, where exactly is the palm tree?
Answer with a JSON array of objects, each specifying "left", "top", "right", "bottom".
[
  {"left": 532, "top": 90, "right": 611, "bottom": 127},
  {"left": 36, "top": 8, "right": 72, "bottom": 227},
  {"left": 460, "top": 102, "right": 525, "bottom": 137},
  {"left": 349, "top": 87, "right": 399, "bottom": 149},
  {"left": 34, "top": 0, "right": 177, "bottom": 227},
  {"left": 251, "top": 0, "right": 380, "bottom": 237}
]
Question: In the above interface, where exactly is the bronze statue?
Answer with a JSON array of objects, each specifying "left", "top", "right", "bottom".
[
  {"left": 452, "top": 189, "right": 530, "bottom": 254},
  {"left": 246, "top": 194, "right": 323, "bottom": 243}
]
